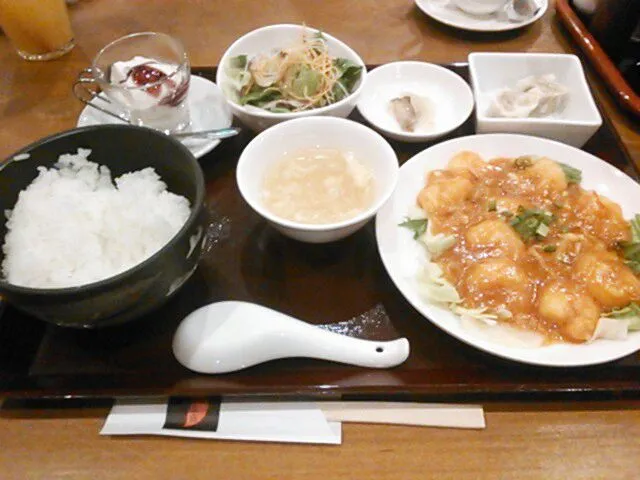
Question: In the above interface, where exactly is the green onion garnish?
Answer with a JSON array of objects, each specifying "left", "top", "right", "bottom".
[
  {"left": 631, "top": 214, "right": 640, "bottom": 243},
  {"left": 509, "top": 207, "right": 554, "bottom": 242},
  {"left": 514, "top": 156, "right": 534, "bottom": 169},
  {"left": 558, "top": 162, "right": 582, "bottom": 184}
]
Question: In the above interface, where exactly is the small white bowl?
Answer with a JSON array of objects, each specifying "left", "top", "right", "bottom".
[
  {"left": 356, "top": 61, "right": 474, "bottom": 143},
  {"left": 236, "top": 117, "right": 398, "bottom": 243},
  {"left": 216, "top": 24, "right": 367, "bottom": 132},
  {"left": 469, "top": 52, "right": 603, "bottom": 147}
]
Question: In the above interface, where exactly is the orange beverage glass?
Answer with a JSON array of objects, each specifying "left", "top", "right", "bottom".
[{"left": 0, "top": 0, "right": 74, "bottom": 61}]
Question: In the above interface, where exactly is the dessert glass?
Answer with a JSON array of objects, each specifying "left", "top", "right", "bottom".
[{"left": 74, "top": 32, "right": 191, "bottom": 133}]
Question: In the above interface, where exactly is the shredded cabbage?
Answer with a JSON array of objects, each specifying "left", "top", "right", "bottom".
[
  {"left": 459, "top": 315, "right": 546, "bottom": 348},
  {"left": 451, "top": 305, "right": 499, "bottom": 323},
  {"left": 589, "top": 317, "right": 631, "bottom": 342},
  {"left": 415, "top": 261, "right": 461, "bottom": 305},
  {"left": 603, "top": 302, "right": 640, "bottom": 331},
  {"left": 418, "top": 223, "right": 456, "bottom": 258}
]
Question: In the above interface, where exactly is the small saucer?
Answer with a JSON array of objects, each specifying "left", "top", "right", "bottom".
[
  {"left": 414, "top": 0, "right": 548, "bottom": 32},
  {"left": 77, "top": 76, "right": 233, "bottom": 159},
  {"left": 356, "top": 62, "right": 474, "bottom": 143}
]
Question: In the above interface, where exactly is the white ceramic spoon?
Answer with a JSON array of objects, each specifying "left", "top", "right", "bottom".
[{"left": 172, "top": 301, "right": 411, "bottom": 374}]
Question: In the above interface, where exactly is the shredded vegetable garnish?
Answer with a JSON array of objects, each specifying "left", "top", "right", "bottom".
[
  {"left": 619, "top": 214, "right": 640, "bottom": 274},
  {"left": 225, "top": 30, "right": 362, "bottom": 113},
  {"left": 399, "top": 217, "right": 428, "bottom": 240},
  {"left": 419, "top": 223, "right": 456, "bottom": 257},
  {"left": 606, "top": 302, "right": 640, "bottom": 319},
  {"left": 604, "top": 302, "right": 640, "bottom": 330}
]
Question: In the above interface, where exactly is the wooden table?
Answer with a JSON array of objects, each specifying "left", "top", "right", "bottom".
[{"left": 0, "top": 1, "right": 639, "bottom": 479}]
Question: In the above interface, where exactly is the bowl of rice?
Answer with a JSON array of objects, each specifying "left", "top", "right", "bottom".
[{"left": 0, "top": 125, "right": 207, "bottom": 328}]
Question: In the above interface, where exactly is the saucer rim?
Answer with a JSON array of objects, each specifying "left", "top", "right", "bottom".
[
  {"left": 414, "top": 0, "right": 548, "bottom": 32},
  {"left": 76, "top": 75, "right": 233, "bottom": 159}
]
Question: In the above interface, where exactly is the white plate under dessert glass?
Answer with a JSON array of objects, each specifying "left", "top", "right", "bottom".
[
  {"left": 77, "top": 75, "right": 233, "bottom": 159},
  {"left": 414, "top": 0, "right": 548, "bottom": 32}
]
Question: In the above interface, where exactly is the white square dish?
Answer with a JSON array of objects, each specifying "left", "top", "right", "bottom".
[{"left": 468, "top": 52, "right": 602, "bottom": 147}]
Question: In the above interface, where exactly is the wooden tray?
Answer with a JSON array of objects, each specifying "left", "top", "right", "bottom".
[
  {"left": 556, "top": 0, "right": 640, "bottom": 118},
  {"left": 1, "top": 65, "right": 639, "bottom": 401}
]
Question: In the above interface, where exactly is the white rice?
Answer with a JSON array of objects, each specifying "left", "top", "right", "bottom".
[{"left": 1, "top": 148, "right": 191, "bottom": 289}]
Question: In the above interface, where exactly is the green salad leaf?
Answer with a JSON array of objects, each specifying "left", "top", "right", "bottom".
[
  {"left": 228, "top": 54, "right": 248, "bottom": 70},
  {"left": 224, "top": 32, "right": 362, "bottom": 113},
  {"left": 286, "top": 64, "right": 322, "bottom": 98},
  {"left": 331, "top": 58, "right": 363, "bottom": 102},
  {"left": 224, "top": 55, "right": 252, "bottom": 100},
  {"left": 238, "top": 86, "right": 282, "bottom": 107}
]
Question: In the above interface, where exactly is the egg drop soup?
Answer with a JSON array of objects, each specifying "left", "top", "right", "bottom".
[{"left": 262, "top": 148, "right": 375, "bottom": 224}]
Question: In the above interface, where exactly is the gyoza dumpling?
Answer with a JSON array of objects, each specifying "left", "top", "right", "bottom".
[
  {"left": 488, "top": 73, "right": 569, "bottom": 118},
  {"left": 488, "top": 88, "right": 541, "bottom": 118},
  {"left": 516, "top": 74, "right": 568, "bottom": 117}
]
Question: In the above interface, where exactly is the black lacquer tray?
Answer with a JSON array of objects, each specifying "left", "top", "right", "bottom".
[{"left": 1, "top": 64, "right": 639, "bottom": 401}]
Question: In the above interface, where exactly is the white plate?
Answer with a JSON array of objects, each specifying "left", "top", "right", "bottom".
[
  {"left": 376, "top": 133, "right": 640, "bottom": 367},
  {"left": 414, "top": 0, "right": 548, "bottom": 32},
  {"left": 77, "top": 75, "right": 233, "bottom": 159}
]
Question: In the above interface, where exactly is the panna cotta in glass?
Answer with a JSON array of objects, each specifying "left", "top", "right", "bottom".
[{"left": 108, "top": 55, "right": 191, "bottom": 132}]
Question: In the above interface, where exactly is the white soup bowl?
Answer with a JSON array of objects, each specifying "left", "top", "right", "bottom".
[{"left": 236, "top": 116, "right": 398, "bottom": 243}]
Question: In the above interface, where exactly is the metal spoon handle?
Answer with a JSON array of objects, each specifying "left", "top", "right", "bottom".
[
  {"left": 73, "top": 83, "right": 241, "bottom": 140},
  {"left": 171, "top": 127, "right": 241, "bottom": 139}
]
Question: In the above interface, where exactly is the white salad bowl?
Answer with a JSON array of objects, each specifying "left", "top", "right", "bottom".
[
  {"left": 236, "top": 116, "right": 398, "bottom": 243},
  {"left": 216, "top": 24, "right": 367, "bottom": 132},
  {"left": 357, "top": 61, "right": 474, "bottom": 143},
  {"left": 469, "top": 52, "right": 602, "bottom": 148}
]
